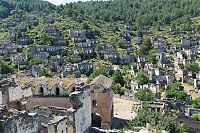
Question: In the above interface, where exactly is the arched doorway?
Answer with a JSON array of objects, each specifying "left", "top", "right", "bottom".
[
  {"left": 39, "top": 87, "right": 44, "bottom": 95},
  {"left": 92, "top": 100, "right": 97, "bottom": 107},
  {"left": 91, "top": 113, "right": 102, "bottom": 128},
  {"left": 56, "top": 87, "right": 60, "bottom": 96},
  {"left": 192, "top": 73, "right": 196, "bottom": 79}
]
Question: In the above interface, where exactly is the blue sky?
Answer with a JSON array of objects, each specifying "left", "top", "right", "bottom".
[{"left": 46, "top": 0, "right": 89, "bottom": 5}]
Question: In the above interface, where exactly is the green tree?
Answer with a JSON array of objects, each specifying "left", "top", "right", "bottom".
[
  {"left": 37, "top": 33, "right": 53, "bottom": 45},
  {"left": 127, "top": 106, "right": 185, "bottom": 133},
  {"left": 113, "top": 70, "right": 126, "bottom": 86},
  {"left": 134, "top": 88, "right": 154, "bottom": 101},
  {"left": 184, "top": 63, "right": 200, "bottom": 73},
  {"left": 166, "top": 83, "right": 188, "bottom": 101},
  {"left": 29, "top": 58, "right": 43, "bottom": 66},
  {"left": 138, "top": 38, "right": 153, "bottom": 55},
  {"left": 113, "top": 83, "right": 125, "bottom": 95},
  {"left": 193, "top": 97, "right": 200, "bottom": 109},
  {"left": 148, "top": 48, "right": 157, "bottom": 64},
  {"left": 192, "top": 113, "right": 200, "bottom": 121},
  {"left": 136, "top": 70, "right": 149, "bottom": 85},
  {"left": 39, "top": 68, "right": 53, "bottom": 78},
  {"left": 0, "top": 60, "right": 14, "bottom": 74},
  {"left": 90, "top": 67, "right": 109, "bottom": 78}
]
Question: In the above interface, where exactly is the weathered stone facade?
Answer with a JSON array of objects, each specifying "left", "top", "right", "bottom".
[
  {"left": 0, "top": 75, "right": 113, "bottom": 132},
  {"left": 0, "top": 106, "right": 39, "bottom": 133},
  {"left": 177, "top": 115, "right": 200, "bottom": 133},
  {"left": 90, "top": 75, "right": 113, "bottom": 129}
]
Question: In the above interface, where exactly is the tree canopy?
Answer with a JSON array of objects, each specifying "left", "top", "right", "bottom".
[
  {"left": 166, "top": 83, "right": 188, "bottom": 101},
  {"left": 184, "top": 63, "right": 200, "bottom": 73},
  {"left": 136, "top": 70, "right": 149, "bottom": 85},
  {"left": 126, "top": 106, "right": 185, "bottom": 133},
  {"left": 59, "top": 0, "right": 200, "bottom": 25},
  {"left": 0, "top": 0, "right": 55, "bottom": 19},
  {"left": 0, "top": 60, "right": 14, "bottom": 74},
  {"left": 193, "top": 97, "right": 200, "bottom": 109},
  {"left": 134, "top": 88, "right": 154, "bottom": 101}
]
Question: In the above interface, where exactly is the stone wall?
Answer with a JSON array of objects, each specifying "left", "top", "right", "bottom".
[
  {"left": 47, "top": 116, "right": 67, "bottom": 133},
  {"left": 0, "top": 91, "right": 2, "bottom": 105},
  {"left": 8, "top": 86, "right": 23, "bottom": 102},
  {"left": 177, "top": 115, "right": 200, "bottom": 133},
  {"left": 26, "top": 97, "right": 72, "bottom": 111},
  {"left": 91, "top": 90, "right": 113, "bottom": 129},
  {"left": 0, "top": 111, "right": 39, "bottom": 133},
  {"left": 73, "top": 87, "right": 91, "bottom": 133}
]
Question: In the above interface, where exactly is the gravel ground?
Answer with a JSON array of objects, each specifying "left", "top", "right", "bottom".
[
  {"left": 112, "top": 97, "right": 137, "bottom": 129},
  {"left": 114, "top": 97, "right": 136, "bottom": 120}
]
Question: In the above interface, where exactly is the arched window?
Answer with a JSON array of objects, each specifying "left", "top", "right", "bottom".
[{"left": 92, "top": 100, "right": 97, "bottom": 107}]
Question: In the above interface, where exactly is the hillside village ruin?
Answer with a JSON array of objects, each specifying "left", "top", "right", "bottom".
[
  {"left": 0, "top": 2, "right": 200, "bottom": 133},
  {"left": 0, "top": 75, "right": 113, "bottom": 133}
]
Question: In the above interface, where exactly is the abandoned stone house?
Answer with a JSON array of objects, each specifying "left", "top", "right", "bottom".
[
  {"left": 140, "top": 99, "right": 185, "bottom": 115},
  {"left": 0, "top": 44, "right": 17, "bottom": 56},
  {"left": 0, "top": 74, "right": 114, "bottom": 132},
  {"left": 0, "top": 82, "right": 91, "bottom": 133},
  {"left": 90, "top": 75, "right": 113, "bottom": 129},
  {"left": 16, "top": 37, "right": 34, "bottom": 45},
  {"left": 69, "top": 29, "right": 90, "bottom": 38},
  {"left": 10, "top": 54, "right": 29, "bottom": 70},
  {"left": 0, "top": 78, "right": 32, "bottom": 110}
]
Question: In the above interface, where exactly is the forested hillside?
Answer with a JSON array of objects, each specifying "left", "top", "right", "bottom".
[
  {"left": 59, "top": 0, "right": 200, "bottom": 25},
  {"left": 1, "top": 0, "right": 200, "bottom": 25},
  {"left": 0, "top": 0, "right": 55, "bottom": 19}
]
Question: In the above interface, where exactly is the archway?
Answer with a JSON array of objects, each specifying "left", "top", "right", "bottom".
[
  {"left": 56, "top": 87, "right": 60, "bottom": 96},
  {"left": 92, "top": 100, "right": 97, "bottom": 107},
  {"left": 39, "top": 87, "right": 44, "bottom": 95},
  {"left": 192, "top": 73, "right": 196, "bottom": 79},
  {"left": 91, "top": 113, "right": 102, "bottom": 128}
]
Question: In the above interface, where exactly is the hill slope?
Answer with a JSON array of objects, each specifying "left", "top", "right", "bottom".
[
  {"left": 0, "top": 0, "right": 55, "bottom": 19},
  {"left": 60, "top": 0, "right": 200, "bottom": 25}
]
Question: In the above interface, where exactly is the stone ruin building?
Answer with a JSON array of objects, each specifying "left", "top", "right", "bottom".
[
  {"left": 0, "top": 75, "right": 113, "bottom": 133},
  {"left": 90, "top": 75, "right": 113, "bottom": 129}
]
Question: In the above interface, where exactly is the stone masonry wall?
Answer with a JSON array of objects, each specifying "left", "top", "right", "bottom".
[
  {"left": 91, "top": 90, "right": 113, "bottom": 129},
  {"left": 26, "top": 97, "right": 72, "bottom": 111},
  {"left": 74, "top": 88, "right": 91, "bottom": 133}
]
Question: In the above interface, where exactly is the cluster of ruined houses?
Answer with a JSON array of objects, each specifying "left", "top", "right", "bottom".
[
  {"left": 130, "top": 30, "right": 200, "bottom": 97},
  {"left": 0, "top": 26, "right": 134, "bottom": 78},
  {"left": 0, "top": 74, "right": 113, "bottom": 133},
  {"left": 0, "top": 14, "right": 157, "bottom": 78},
  {"left": 131, "top": 99, "right": 200, "bottom": 132}
]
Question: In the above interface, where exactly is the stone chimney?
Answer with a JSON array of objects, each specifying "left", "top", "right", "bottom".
[{"left": 69, "top": 90, "right": 83, "bottom": 109}]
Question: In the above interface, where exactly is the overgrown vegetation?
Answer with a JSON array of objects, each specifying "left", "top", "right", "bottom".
[
  {"left": 192, "top": 113, "right": 200, "bottom": 121},
  {"left": 193, "top": 97, "right": 200, "bottom": 109},
  {"left": 134, "top": 88, "right": 154, "bottom": 101},
  {"left": 124, "top": 106, "right": 185, "bottom": 133},
  {"left": 59, "top": 0, "right": 200, "bottom": 25},
  {"left": 0, "top": 59, "right": 15, "bottom": 74},
  {"left": 166, "top": 83, "right": 188, "bottom": 101}
]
